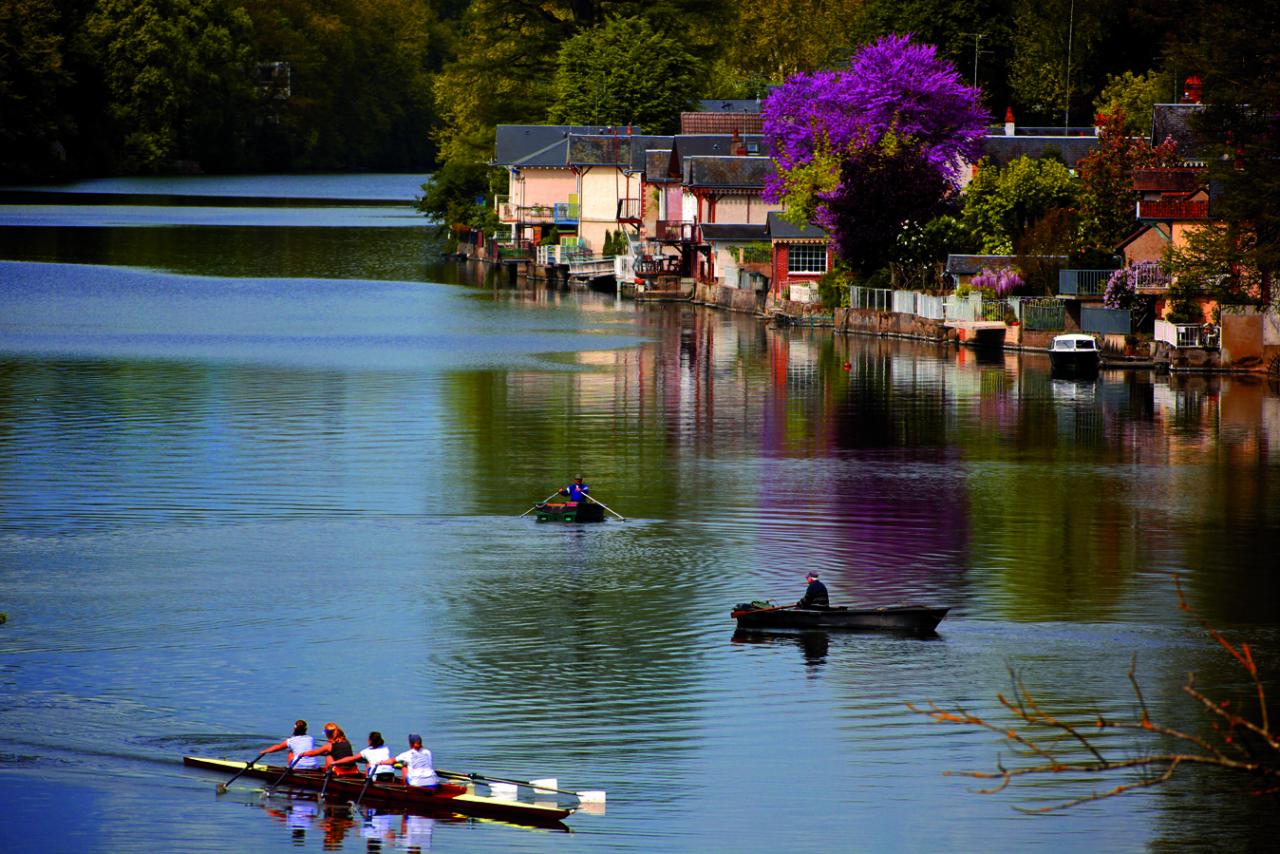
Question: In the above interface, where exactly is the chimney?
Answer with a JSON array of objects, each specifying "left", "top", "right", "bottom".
[
  {"left": 1182, "top": 76, "right": 1202, "bottom": 104},
  {"left": 1004, "top": 107, "right": 1015, "bottom": 136},
  {"left": 731, "top": 128, "right": 746, "bottom": 156}
]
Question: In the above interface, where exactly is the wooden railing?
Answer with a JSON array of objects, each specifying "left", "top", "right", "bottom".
[
  {"left": 654, "top": 220, "right": 693, "bottom": 241},
  {"left": 1138, "top": 199, "right": 1209, "bottom": 220}
]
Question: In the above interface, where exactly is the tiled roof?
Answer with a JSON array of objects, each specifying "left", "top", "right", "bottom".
[
  {"left": 646, "top": 149, "right": 675, "bottom": 182},
  {"left": 766, "top": 210, "right": 827, "bottom": 241},
  {"left": 681, "top": 113, "right": 765, "bottom": 134},
  {"left": 702, "top": 223, "right": 769, "bottom": 241},
  {"left": 567, "top": 134, "right": 671, "bottom": 168},
  {"left": 980, "top": 134, "right": 1099, "bottom": 167},
  {"left": 682, "top": 155, "right": 774, "bottom": 189},
  {"left": 696, "top": 99, "right": 763, "bottom": 114},
  {"left": 674, "top": 134, "right": 768, "bottom": 159},
  {"left": 495, "top": 125, "right": 614, "bottom": 166},
  {"left": 1152, "top": 104, "right": 1209, "bottom": 161}
]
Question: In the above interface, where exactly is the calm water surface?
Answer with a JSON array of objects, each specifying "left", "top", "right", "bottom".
[{"left": 0, "top": 176, "right": 1277, "bottom": 853}]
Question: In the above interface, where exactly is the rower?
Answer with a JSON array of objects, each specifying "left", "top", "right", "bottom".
[
  {"left": 298, "top": 722, "right": 360, "bottom": 776},
  {"left": 797, "top": 571, "right": 829, "bottom": 608},
  {"left": 261, "top": 720, "right": 324, "bottom": 770},
  {"left": 560, "top": 475, "right": 589, "bottom": 502},
  {"left": 376, "top": 733, "right": 440, "bottom": 788},
  {"left": 331, "top": 731, "right": 396, "bottom": 782}
]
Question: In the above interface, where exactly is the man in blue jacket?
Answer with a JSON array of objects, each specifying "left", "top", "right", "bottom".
[{"left": 561, "top": 475, "right": 589, "bottom": 501}]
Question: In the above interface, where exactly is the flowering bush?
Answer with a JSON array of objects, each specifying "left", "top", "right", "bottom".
[
  {"left": 971, "top": 266, "right": 1024, "bottom": 297},
  {"left": 1104, "top": 261, "right": 1167, "bottom": 309}
]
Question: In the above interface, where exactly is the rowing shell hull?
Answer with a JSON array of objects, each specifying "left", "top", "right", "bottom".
[
  {"left": 184, "top": 757, "right": 574, "bottom": 825},
  {"left": 732, "top": 605, "right": 949, "bottom": 634}
]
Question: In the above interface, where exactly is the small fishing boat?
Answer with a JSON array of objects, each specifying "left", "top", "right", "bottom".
[
  {"left": 1049, "top": 333, "right": 1101, "bottom": 376},
  {"left": 184, "top": 757, "right": 576, "bottom": 826},
  {"left": 731, "top": 602, "right": 949, "bottom": 634},
  {"left": 534, "top": 500, "right": 605, "bottom": 523}
]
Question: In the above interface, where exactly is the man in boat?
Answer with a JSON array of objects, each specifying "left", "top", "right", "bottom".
[
  {"left": 330, "top": 731, "right": 396, "bottom": 783},
  {"left": 261, "top": 720, "right": 324, "bottom": 770},
  {"left": 797, "top": 572, "right": 829, "bottom": 608},
  {"left": 560, "top": 475, "right": 589, "bottom": 502},
  {"left": 374, "top": 733, "right": 440, "bottom": 788}
]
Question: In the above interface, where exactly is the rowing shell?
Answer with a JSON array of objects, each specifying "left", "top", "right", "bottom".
[{"left": 184, "top": 757, "right": 575, "bottom": 826}]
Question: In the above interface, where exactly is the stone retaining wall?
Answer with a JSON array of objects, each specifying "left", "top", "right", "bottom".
[
  {"left": 835, "top": 307, "right": 954, "bottom": 342},
  {"left": 694, "top": 282, "right": 761, "bottom": 314}
]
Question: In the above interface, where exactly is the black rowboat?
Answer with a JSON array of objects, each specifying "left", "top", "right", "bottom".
[
  {"left": 184, "top": 757, "right": 575, "bottom": 826},
  {"left": 534, "top": 500, "right": 605, "bottom": 523},
  {"left": 731, "top": 602, "right": 949, "bottom": 634}
]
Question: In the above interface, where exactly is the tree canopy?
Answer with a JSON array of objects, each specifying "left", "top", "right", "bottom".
[
  {"left": 962, "top": 155, "right": 1077, "bottom": 254},
  {"left": 549, "top": 16, "right": 699, "bottom": 132},
  {"left": 762, "top": 35, "right": 988, "bottom": 275}
]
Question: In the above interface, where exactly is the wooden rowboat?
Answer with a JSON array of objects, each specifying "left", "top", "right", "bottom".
[
  {"left": 534, "top": 500, "right": 605, "bottom": 523},
  {"left": 731, "top": 602, "right": 949, "bottom": 634},
  {"left": 184, "top": 757, "right": 575, "bottom": 826}
]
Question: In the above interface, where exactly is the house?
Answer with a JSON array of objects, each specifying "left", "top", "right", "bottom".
[
  {"left": 766, "top": 211, "right": 833, "bottom": 304},
  {"left": 494, "top": 125, "right": 612, "bottom": 250},
  {"left": 567, "top": 131, "right": 672, "bottom": 252}
]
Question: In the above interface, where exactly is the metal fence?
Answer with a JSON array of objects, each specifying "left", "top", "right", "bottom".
[
  {"left": 1081, "top": 306, "right": 1132, "bottom": 336},
  {"left": 1058, "top": 269, "right": 1115, "bottom": 296},
  {"left": 1020, "top": 298, "right": 1065, "bottom": 331},
  {"left": 849, "top": 286, "right": 892, "bottom": 311}
]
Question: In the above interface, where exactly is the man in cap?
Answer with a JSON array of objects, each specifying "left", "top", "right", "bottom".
[
  {"left": 560, "top": 475, "right": 589, "bottom": 502},
  {"left": 797, "top": 571, "right": 829, "bottom": 608},
  {"left": 375, "top": 733, "right": 440, "bottom": 788}
]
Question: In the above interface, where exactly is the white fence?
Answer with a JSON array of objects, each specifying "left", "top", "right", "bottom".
[
  {"left": 844, "top": 287, "right": 1008, "bottom": 323},
  {"left": 1155, "top": 319, "right": 1219, "bottom": 349}
]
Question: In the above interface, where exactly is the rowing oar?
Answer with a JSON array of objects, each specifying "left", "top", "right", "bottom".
[
  {"left": 518, "top": 490, "right": 562, "bottom": 518},
  {"left": 730, "top": 603, "right": 796, "bottom": 619},
  {"left": 438, "top": 769, "right": 606, "bottom": 802},
  {"left": 317, "top": 767, "right": 335, "bottom": 802},
  {"left": 350, "top": 771, "right": 376, "bottom": 812},
  {"left": 268, "top": 754, "right": 305, "bottom": 789},
  {"left": 585, "top": 494, "right": 625, "bottom": 521},
  {"left": 217, "top": 749, "right": 270, "bottom": 794}
]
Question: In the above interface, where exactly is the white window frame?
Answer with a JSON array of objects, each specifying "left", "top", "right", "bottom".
[{"left": 787, "top": 243, "right": 828, "bottom": 275}]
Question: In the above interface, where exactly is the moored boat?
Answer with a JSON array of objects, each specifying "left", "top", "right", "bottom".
[
  {"left": 1049, "top": 333, "right": 1101, "bottom": 376},
  {"left": 534, "top": 500, "right": 605, "bottom": 523},
  {"left": 731, "top": 602, "right": 949, "bottom": 634},
  {"left": 183, "top": 756, "right": 575, "bottom": 826}
]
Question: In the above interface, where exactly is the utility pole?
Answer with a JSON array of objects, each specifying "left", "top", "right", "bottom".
[
  {"left": 1064, "top": 0, "right": 1075, "bottom": 132},
  {"left": 961, "top": 33, "right": 986, "bottom": 90}
]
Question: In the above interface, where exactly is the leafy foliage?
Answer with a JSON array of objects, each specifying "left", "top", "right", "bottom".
[
  {"left": 550, "top": 17, "right": 699, "bottom": 132},
  {"left": 963, "top": 155, "right": 1077, "bottom": 254},
  {"left": 762, "top": 35, "right": 987, "bottom": 276},
  {"left": 1093, "top": 70, "right": 1171, "bottom": 136},
  {"left": 1104, "top": 261, "right": 1166, "bottom": 310}
]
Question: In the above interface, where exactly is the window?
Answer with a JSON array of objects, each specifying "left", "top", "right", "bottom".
[{"left": 787, "top": 244, "right": 827, "bottom": 274}]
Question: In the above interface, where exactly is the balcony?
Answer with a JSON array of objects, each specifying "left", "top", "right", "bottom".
[
  {"left": 496, "top": 196, "right": 516, "bottom": 223},
  {"left": 1057, "top": 269, "right": 1115, "bottom": 297},
  {"left": 654, "top": 220, "right": 694, "bottom": 242},
  {"left": 617, "top": 198, "right": 642, "bottom": 222},
  {"left": 553, "top": 202, "right": 579, "bottom": 225},
  {"left": 1137, "top": 199, "right": 1209, "bottom": 220},
  {"left": 1132, "top": 167, "right": 1206, "bottom": 193},
  {"left": 516, "top": 204, "right": 555, "bottom": 225}
]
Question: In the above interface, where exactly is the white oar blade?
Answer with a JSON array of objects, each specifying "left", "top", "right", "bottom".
[{"left": 577, "top": 790, "right": 606, "bottom": 803}]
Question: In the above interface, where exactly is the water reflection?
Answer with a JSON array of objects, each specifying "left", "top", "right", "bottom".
[{"left": 732, "top": 629, "right": 831, "bottom": 669}]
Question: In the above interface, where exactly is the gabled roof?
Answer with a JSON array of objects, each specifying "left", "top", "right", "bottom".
[
  {"left": 980, "top": 134, "right": 1098, "bottom": 168},
  {"left": 697, "top": 99, "right": 763, "bottom": 114},
  {"left": 495, "top": 125, "right": 614, "bottom": 167},
  {"left": 702, "top": 223, "right": 769, "bottom": 241},
  {"left": 1152, "top": 103, "right": 1209, "bottom": 162},
  {"left": 674, "top": 134, "right": 768, "bottom": 159},
  {"left": 645, "top": 149, "right": 676, "bottom": 182},
  {"left": 682, "top": 155, "right": 774, "bottom": 189},
  {"left": 767, "top": 210, "right": 827, "bottom": 241},
  {"left": 568, "top": 134, "right": 671, "bottom": 168}
]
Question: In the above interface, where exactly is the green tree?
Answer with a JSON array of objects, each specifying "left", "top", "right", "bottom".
[
  {"left": 962, "top": 155, "right": 1077, "bottom": 254},
  {"left": 714, "top": 0, "right": 864, "bottom": 86},
  {"left": 85, "top": 0, "right": 256, "bottom": 172},
  {"left": 1009, "top": 0, "right": 1112, "bottom": 124},
  {"left": 1093, "top": 70, "right": 1170, "bottom": 136},
  {"left": 1075, "top": 110, "right": 1180, "bottom": 254},
  {"left": 549, "top": 16, "right": 699, "bottom": 131},
  {"left": 0, "top": 0, "right": 70, "bottom": 173}
]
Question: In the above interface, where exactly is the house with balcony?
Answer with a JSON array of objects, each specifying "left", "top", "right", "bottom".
[
  {"left": 494, "top": 125, "right": 611, "bottom": 252},
  {"left": 567, "top": 131, "right": 672, "bottom": 254},
  {"left": 683, "top": 152, "right": 779, "bottom": 284}
]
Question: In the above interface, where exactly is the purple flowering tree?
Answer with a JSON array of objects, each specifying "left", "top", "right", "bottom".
[
  {"left": 972, "top": 266, "right": 1024, "bottom": 297},
  {"left": 1104, "top": 261, "right": 1168, "bottom": 310},
  {"left": 763, "top": 35, "right": 989, "bottom": 279}
]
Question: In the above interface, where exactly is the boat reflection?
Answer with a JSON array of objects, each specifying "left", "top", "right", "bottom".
[
  {"left": 256, "top": 791, "right": 570, "bottom": 851},
  {"left": 732, "top": 629, "right": 831, "bottom": 668}
]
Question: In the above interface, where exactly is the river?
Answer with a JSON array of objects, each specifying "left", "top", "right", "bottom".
[{"left": 0, "top": 175, "right": 1277, "bottom": 853}]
